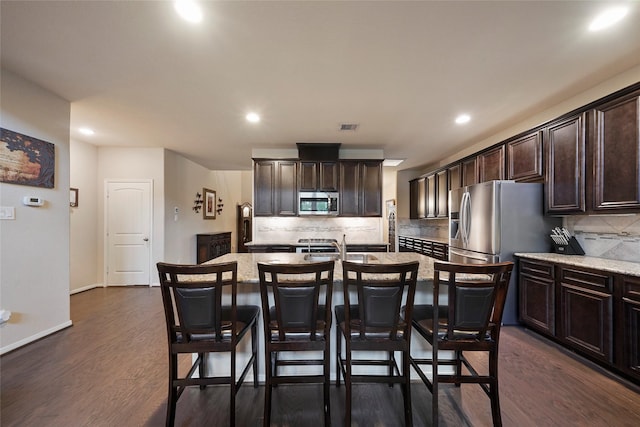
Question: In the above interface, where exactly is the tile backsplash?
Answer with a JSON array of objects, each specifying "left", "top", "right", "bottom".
[
  {"left": 565, "top": 214, "right": 640, "bottom": 263},
  {"left": 397, "top": 218, "right": 448, "bottom": 239},
  {"left": 254, "top": 217, "right": 384, "bottom": 243}
]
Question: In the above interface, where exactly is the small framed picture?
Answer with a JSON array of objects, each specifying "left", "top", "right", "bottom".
[
  {"left": 70, "top": 188, "right": 79, "bottom": 207},
  {"left": 203, "top": 188, "right": 216, "bottom": 219}
]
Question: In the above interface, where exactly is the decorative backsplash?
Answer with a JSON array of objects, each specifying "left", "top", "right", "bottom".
[
  {"left": 254, "top": 217, "right": 383, "bottom": 243},
  {"left": 397, "top": 218, "right": 449, "bottom": 239},
  {"left": 565, "top": 214, "right": 640, "bottom": 263}
]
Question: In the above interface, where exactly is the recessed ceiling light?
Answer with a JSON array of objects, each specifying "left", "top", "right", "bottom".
[
  {"left": 455, "top": 114, "right": 471, "bottom": 125},
  {"left": 589, "top": 6, "right": 628, "bottom": 31},
  {"left": 383, "top": 159, "right": 405, "bottom": 167},
  {"left": 79, "top": 127, "right": 95, "bottom": 136},
  {"left": 246, "top": 112, "right": 261, "bottom": 123},
  {"left": 174, "top": 0, "right": 203, "bottom": 24}
]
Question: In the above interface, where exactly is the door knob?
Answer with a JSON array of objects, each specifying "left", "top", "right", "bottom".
[{"left": 143, "top": 237, "right": 149, "bottom": 242}]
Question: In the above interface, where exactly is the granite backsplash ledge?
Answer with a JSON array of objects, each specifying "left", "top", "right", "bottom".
[{"left": 565, "top": 214, "right": 640, "bottom": 263}]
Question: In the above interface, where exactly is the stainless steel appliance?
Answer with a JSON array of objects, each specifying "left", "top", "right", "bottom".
[
  {"left": 298, "top": 192, "right": 339, "bottom": 215},
  {"left": 449, "top": 180, "right": 561, "bottom": 324},
  {"left": 295, "top": 238, "right": 339, "bottom": 253}
]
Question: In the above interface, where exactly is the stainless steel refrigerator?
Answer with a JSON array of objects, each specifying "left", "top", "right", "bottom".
[{"left": 449, "top": 180, "right": 560, "bottom": 324}]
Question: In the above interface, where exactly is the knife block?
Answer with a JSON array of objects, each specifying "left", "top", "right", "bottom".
[{"left": 552, "top": 236, "right": 585, "bottom": 255}]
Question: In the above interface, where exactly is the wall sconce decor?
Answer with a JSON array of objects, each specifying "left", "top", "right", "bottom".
[
  {"left": 192, "top": 192, "right": 203, "bottom": 213},
  {"left": 216, "top": 198, "right": 224, "bottom": 215}
]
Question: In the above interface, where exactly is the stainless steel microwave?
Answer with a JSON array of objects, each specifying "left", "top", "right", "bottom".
[{"left": 298, "top": 192, "right": 339, "bottom": 215}]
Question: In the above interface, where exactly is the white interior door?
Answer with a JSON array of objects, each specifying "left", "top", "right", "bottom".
[{"left": 106, "top": 181, "right": 152, "bottom": 285}]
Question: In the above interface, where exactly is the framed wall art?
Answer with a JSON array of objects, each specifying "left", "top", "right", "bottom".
[
  {"left": 203, "top": 188, "right": 216, "bottom": 219},
  {"left": 0, "top": 128, "right": 55, "bottom": 188}
]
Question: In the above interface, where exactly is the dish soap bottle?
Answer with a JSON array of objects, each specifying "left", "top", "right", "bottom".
[{"left": 340, "top": 234, "right": 347, "bottom": 261}]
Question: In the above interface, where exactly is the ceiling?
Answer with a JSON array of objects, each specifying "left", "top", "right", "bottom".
[{"left": 2, "top": 1, "right": 640, "bottom": 171}]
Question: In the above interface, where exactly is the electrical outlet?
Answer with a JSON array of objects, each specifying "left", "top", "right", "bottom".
[{"left": 0, "top": 207, "right": 15, "bottom": 220}]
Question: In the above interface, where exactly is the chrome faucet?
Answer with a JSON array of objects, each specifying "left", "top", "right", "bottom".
[{"left": 332, "top": 234, "right": 347, "bottom": 261}]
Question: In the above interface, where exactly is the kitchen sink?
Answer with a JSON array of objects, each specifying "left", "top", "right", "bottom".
[{"left": 303, "top": 253, "right": 378, "bottom": 263}]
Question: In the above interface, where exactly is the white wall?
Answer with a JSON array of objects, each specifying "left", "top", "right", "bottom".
[
  {"left": 70, "top": 139, "right": 98, "bottom": 293},
  {"left": 0, "top": 69, "right": 71, "bottom": 354},
  {"left": 163, "top": 150, "right": 252, "bottom": 263}
]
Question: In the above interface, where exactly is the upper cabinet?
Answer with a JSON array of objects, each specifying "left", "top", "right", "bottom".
[
  {"left": 254, "top": 160, "right": 298, "bottom": 217},
  {"left": 461, "top": 157, "right": 478, "bottom": 186},
  {"left": 409, "top": 177, "right": 426, "bottom": 219},
  {"left": 545, "top": 114, "right": 586, "bottom": 214},
  {"left": 299, "top": 161, "right": 339, "bottom": 192},
  {"left": 340, "top": 160, "right": 383, "bottom": 217},
  {"left": 448, "top": 163, "right": 462, "bottom": 190},
  {"left": 590, "top": 92, "right": 640, "bottom": 212},
  {"left": 478, "top": 145, "right": 505, "bottom": 182},
  {"left": 507, "top": 130, "right": 543, "bottom": 182}
]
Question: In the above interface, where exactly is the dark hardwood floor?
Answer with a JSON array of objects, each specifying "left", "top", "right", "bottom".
[{"left": 1, "top": 287, "right": 639, "bottom": 426}]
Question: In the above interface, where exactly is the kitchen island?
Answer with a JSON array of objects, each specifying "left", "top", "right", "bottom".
[{"left": 203, "top": 251, "right": 445, "bottom": 381}]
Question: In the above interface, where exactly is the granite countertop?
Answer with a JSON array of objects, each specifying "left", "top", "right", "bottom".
[
  {"left": 398, "top": 235, "right": 449, "bottom": 245},
  {"left": 246, "top": 241, "right": 389, "bottom": 247},
  {"left": 514, "top": 253, "right": 640, "bottom": 277},
  {"left": 210, "top": 252, "right": 435, "bottom": 284}
]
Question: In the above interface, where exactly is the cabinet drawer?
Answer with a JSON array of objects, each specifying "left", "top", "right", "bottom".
[
  {"left": 520, "top": 259, "right": 554, "bottom": 281},
  {"left": 559, "top": 266, "right": 613, "bottom": 293},
  {"left": 621, "top": 275, "right": 640, "bottom": 301}
]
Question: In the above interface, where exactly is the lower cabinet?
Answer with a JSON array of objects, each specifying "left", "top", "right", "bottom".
[
  {"left": 518, "top": 257, "right": 638, "bottom": 383},
  {"left": 398, "top": 236, "right": 448, "bottom": 261},
  {"left": 196, "top": 232, "right": 232, "bottom": 263},
  {"left": 247, "top": 245, "right": 296, "bottom": 253},
  {"left": 558, "top": 266, "right": 613, "bottom": 363}
]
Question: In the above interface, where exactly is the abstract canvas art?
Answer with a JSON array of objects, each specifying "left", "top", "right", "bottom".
[{"left": 0, "top": 128, "right": 55, "bottom": 188}]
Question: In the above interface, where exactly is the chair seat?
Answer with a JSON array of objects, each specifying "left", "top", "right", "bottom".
[
  {"left": 411, "top": 304, "right": 494, "bottom": 342},
  {"left": 176, "top": 305, "right": 260, "bottom": 342},
  {"left": 336, "top": 304, "right": 408, "bottom": 339}
]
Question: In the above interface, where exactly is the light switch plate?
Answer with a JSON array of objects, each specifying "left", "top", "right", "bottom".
[{"left": 0, "top": 206, "right": 16, "bottom": 220}]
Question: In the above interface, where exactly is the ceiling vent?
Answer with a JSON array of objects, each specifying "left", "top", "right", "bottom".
[{"left": 339, "top": 123, "right": 358, "bottom": 131}]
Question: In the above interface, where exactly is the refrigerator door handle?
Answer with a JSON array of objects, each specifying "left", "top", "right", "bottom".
[
  {"left": 449, "top": 248, "right": 495, "bottom": 262},
  {"left": 461, "top": 191, "right": 471, "bottom": 247}
]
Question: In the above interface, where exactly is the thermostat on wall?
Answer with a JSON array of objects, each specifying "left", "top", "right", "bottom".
[{"left": 23, "top": 196, "right": 44, "bottom": 207}]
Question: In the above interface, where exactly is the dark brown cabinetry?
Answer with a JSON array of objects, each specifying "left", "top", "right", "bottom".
[
  {"left": 247, "top": 244, "right": 296, "bottom": 253},
  {"left": 545, "top": 114, "right": 587, "bottom": 214},
  {"left": 618, "top": 274, "right": 640, "bottom": 380},
  {"left": 478, "top": 145, "right": 505, "bottom": 182},
  {"left": 398, "top": 236, "right": 448, "bottom": 261},
  {"left": 426, "top": 174, "right": 436, "bottom": 218},
  {"left": 409, "top": 178, "right": 422, "bottom": 219},
  {"left": 196, "top": 232, "right": 231, "bottom": 264},
  {"left": 448, "top": 163, "right": 462, "bottom": 190},
  {"left": 339, "top": 160, "right": 382, "bottom": 217},
  {"left": 507, "top": 131, "right": 543, "bottom": 182},
  {"left": 299, "top": 161, "right": 339, "bottom": 192},
  {"left": 436, "top": 169, "right": 448, "bottom": 218},
  {"left": 519, "top": 259, "right": 555, "bottom": 336},
  {"left": 558, "top": 266, "right": 613, "bottom": 363},
  {"left": 517, "top": 257, "right": 639, "bottom": 383},
  {"left": 253, "top": 160, "right": 297, "bottom": 217},
  {"left": 461, "top": 157, "right": 478, "bottom": 186},
  {"left": 590, "top": 92, "right": 640, "bottom": 212}
]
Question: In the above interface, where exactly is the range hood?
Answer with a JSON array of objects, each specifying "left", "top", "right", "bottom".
[{"left": 297, "top": 143, "right": 341, "bottom": 161}]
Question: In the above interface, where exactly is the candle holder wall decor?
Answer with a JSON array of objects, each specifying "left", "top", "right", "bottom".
[
  {"left": 192, "top": 192, "right": 203, "bottom": 213},
  {"left": 216, "top": 198, "right": 224, "bottom": 215}
]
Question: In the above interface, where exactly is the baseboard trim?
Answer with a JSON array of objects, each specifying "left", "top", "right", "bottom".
[
  {"left": 0, "top": 320, "right": 73, "bottom": 355},
  {"left": 70, "top": 283, "right": 103, "bottom": 295}
]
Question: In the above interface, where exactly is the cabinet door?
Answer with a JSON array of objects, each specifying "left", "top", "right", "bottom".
[
  {"left": 340, "top": 161, "right": 360, "bottom": 216},
  {"left": 545, "top": 114, "right": 586, "bottom": 214},
  {"left": 299, "top": 161, "right": 318, "bottom": 192},
  {"left": 254, "top": 160, "right": 276, "bottom": 216},
  {"left": 519, "top": 260, "right": 555, "bottom": 335},
  {"left": 426, "top": 174, "right": 436, "bottom": 218},
  {"left": 478, "top": 145, "right": 505, "bottom": 182},
  {"left": 591, "top": 92, "right": 640, "bottom": 212},
  {"left": 448, "top": 163, "right": 462, "bottom": 190},
  {"left": 436, "top": 169, "right": 448, "bottom": 218},
  {"left": 619, "top": 275, "right": 640, "bottom": 381},
  {"left": 461, "top": 157, "right": 478, "bottom": 186},
  {"left": 559, "top": 266, "right": 613, "bottom": 363},
  {"left": 507, "top": 131, "right": 543, "bottom": 182},
  {"left": 319, "top": 161, "right": 339, "bottom": 191},
  {"left": 361, "top": 161, "right": 382, "bottom": 216},
  {"left": 276, "top": 161, "right": 297, "bottom": 216},
  {"left": 409, "top": 179, "right": 420, "bottom": 219}
]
